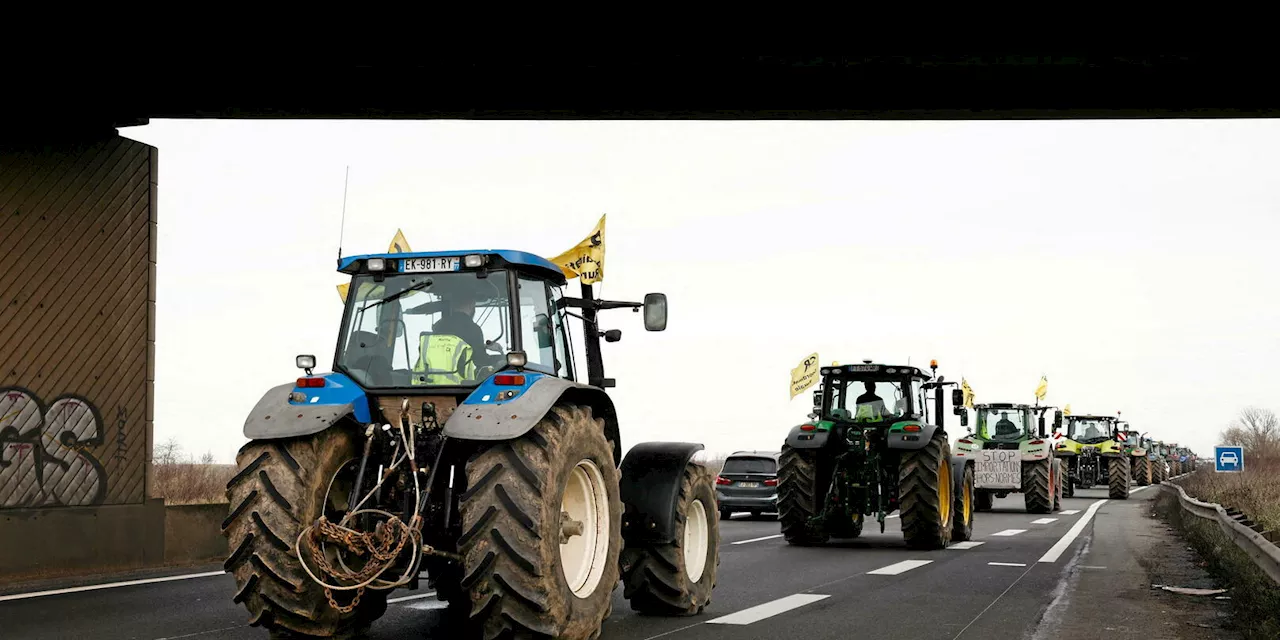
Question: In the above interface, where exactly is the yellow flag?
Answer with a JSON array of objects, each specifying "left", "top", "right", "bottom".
[
  {"left": 548, "top": 215, "right": 606, "bottom": 284},
  {"left": 337, "top": 282, "right": 350, "bottom": 302},
  {"left": 388, "top": 229, "right": 411, "bottom": 254},
  {"left": 1063, "top": 404, "right": 1072, "bottom": 416},
  {"left": 961, "top": 378, "right": 975, "bottom": 409},
  {"left": 790, "top": 353, "right": 820, "bottom": 400},
  {"left": 1035, "top": 376, "right": 1048, "bottom": 402}
]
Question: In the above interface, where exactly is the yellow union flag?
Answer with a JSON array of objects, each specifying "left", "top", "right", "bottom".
[
  {"left": 790, "top": 353, "right": 820, "bottom": 400},
  {"left": 549, "top": 215, "right": 606, "bottom": 284},
  {"left": 338, "top": 230, "right": 413, "bottom": 302}
]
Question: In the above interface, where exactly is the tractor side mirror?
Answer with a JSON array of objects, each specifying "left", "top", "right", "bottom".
[
  {"left": 1054, "top": 414, "right": 1063, "bottom": 430},
  {"left": 951, "top": 389, "right": 963, "bottom": 406},
  {"left": 603, "top": 329, "right": 622, "bottom": 343},
  {"left": 534, "top": 314, "right": 554, "bottom": 349},
  {"left": 812, "top": 388, "right": 822, "bottom": 409},
  {"left": 643, "top": 293, "right": 667, "bottom": 331}
]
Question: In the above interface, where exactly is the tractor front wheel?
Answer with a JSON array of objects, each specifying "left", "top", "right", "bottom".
[
  {"left": 899, "top": 431, "right": 953, "bottom": 550},
  {"left": 1108, "top": 456, "right": 1131, "bottom": 500},
  {"left": 620, "top": 461, "right": 720, "bottom": 616},
  {"left": 951, "top": 463, "right": 975, "bottom": 542},
  {"left": 975, "top": 490, "right": 994, "bottom": 512},
  {"left": 458, "top": 404, "right": 622, "bottom": 640},
  {"left": 1022, "top": 458, "right": 1055, "bottom": 514},
  {"left": 1053, "top": 459, "right": 1065, "bottom": 511},
  {"left": 779, "top": 446, "right": 828, "bottom": 546},
  {"left": 222, "top": 429, "right": 390, "bottom": 639}
]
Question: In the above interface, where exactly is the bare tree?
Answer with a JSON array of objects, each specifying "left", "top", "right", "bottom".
[
  {"left": 1219, "top": 406, "right": 1280, "bottom": 459},
  {"left": 200, "top": 451, "right": 215, "bottom": 465},
  {"left": 153, "top": 437, "right": 183, "bottom": 466}
]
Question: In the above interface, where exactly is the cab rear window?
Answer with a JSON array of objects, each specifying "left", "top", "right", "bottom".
[{"left": 721, "top": 457, "right": 777, "bottom": 474}]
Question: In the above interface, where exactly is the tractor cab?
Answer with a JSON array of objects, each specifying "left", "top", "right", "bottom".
[
  {"left": 1065, "top": 415, "right": 1118, "bottom": 446},
  {"left": 816, "top": 361, "right": 932, "bottom": 426},
  {"left": 973, "top": 403, "right": 1033, "bottom": 446}
]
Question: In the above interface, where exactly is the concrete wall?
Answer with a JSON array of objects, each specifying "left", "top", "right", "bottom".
[
  {"left": 0, "top": 133, "right": 158, "bottom": 577},
  {"left": 163, "top": 503, "right": 229, "bottom": 564}
]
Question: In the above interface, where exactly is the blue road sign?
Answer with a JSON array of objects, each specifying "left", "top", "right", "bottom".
[{"left": 1214, "top": 445, "right": 1244, "bottom": 473}]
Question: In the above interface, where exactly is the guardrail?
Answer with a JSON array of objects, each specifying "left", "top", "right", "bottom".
[{"left": 1159, "top": 480, "right": 1280, "bottom": 585}]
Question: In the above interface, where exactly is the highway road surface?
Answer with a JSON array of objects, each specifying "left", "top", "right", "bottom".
[{"left": 0, "top": 481, "right": 1233, "bottom": 639}]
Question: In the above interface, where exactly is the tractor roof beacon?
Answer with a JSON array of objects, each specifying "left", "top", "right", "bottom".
[
  {"left": 778, "top": 359, "right": 977, "bottom": 550},
  {"left": 223, "top": 249, "right": 721, "bottom": 639},
  {"left": 953, "top": 401, "right": 1066, "bottom": 513}
]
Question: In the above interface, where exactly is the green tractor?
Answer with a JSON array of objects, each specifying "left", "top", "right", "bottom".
[
  {"left": 1052, "top": 414, "right": 1130, "bottom": 499},
  {"left": 1147, "top": 440, "right": 1170, "bottom": 484},
  {"left": 778, "top": 360, "right": 975, "bottom": 550},
  {"left": 1119, "top": 424, "right": 1155, "bottom": 486},
  {"left": 953, "top": 403, "right": 1066, "bottom": 514},
  {"left": 1166, "top": 442, "right": 1185, "bottom": 477}
]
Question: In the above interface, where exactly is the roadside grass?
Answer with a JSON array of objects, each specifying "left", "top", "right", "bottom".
[
  {"left": 1159, "top": 460, "right": 1280, "bottom": 639},
  {"left": 151, "top": 463, "right": 235, "bottom": 504}
]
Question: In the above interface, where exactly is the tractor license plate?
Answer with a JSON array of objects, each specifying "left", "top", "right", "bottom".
[
  {"left": 847, "top": 365, "right": 878, "bottom": 372},
  {"left": 402, "top": 257, "right": 461, "bottom": 273},
  {"left": 738, "top": 481, "right": 760, "bottom": 488}
]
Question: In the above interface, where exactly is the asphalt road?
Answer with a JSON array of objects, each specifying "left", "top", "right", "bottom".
[{"left": 0, "top": 484, "right": 1182, "bottom": 640}]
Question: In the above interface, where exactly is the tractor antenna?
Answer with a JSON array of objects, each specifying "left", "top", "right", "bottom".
[{"left": 337, "top": 165, "right": 350, "bottom": 262}]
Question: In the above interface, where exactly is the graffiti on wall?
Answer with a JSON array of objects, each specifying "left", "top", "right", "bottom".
[{"left": 0, "top": 387, "right": 108, "bottom": 508}]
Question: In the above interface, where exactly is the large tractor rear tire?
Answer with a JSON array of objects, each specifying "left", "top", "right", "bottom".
[
  {"left": 1135, "top": 458, "right": 1152, "bottom": 486},
  {"left": 1053, "top": 459, "right": 1065, "bottom": 510},
  {"left": 223, "top": 429, "right": 390, "bottom": 639},
  {"left": 899, "top": 431, "right": 953, "bottom": 550},
  {"left": 620, "top": 461, "right": 720, "bottom": 616},
  {"left": 458, "top": 404, "right": 622, "bottom": 640},
  {"left": 1153, "top": 459, "right": 1167, "bottom": 484},
  {"left": 1108, "top": 456, "right": 1131, "bottom": 499},
  {"left": 951, "top": 463, "right": 975, "bottom": 542},
  {"left": 1022, "top": 458, "right": 1055, "bottom": 514},
  {"left": 779, "top": 446, "right": 828, "bottom": 546}
]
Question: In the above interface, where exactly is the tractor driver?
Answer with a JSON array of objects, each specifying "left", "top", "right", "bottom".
[
  {"left": 432, "top": 288, "right": 501, "bottom": 371},
  {"left": 994, "top": 411, "right": 1019, "bottom": 438},
  {"left": 854, "top": 381, "right": 890, "bottom": 422}
]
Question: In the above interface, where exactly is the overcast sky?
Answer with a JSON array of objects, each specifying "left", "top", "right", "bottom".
[{"left": 120, "top": 118, "right": 1280, "bottom": 463}]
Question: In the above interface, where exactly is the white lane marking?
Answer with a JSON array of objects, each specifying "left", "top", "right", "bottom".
[
  {"left": 1031, "top": 518, "right": 1058, "bottom": 524},
  {"left": 887, "top": 514, "right": 900, "bottom": 518},
  {"left": 388, "top": 591, "right": 437, "bottom": 603},
  {"left": 0, "top": 570, "right": 226, "bottom": 603},
  {"left": 732, "top": 534, "right": 784, "bottom": 545},
  {"left": 1081, "top": 565, "right": 1107, "bottom": 570},
  {"left": 154, "top": 625, "right": 244, "bottom": 640},
  {"left": 405, "top": 599, "right": 449, "bottom": 611},
  {"left": 992, "top": 529, "right": 1027, "bottom": 536},
  {"left": 1060, "top": 510, "right": 1081, "bottom": 515},
  {"left": 706, "top": 594, "right": 830, "bottom": 625},
  {"left": 1039, "top": 499, "right": 1108, "bottom": 563},
  {"left": 868, "top": 560, "right": 933, "bottom": 575},
  {"left": 949, "top": 541, "right": 986, "bottom": 550},
  {"left": 988, "top": 562, "right": 1027, "bottom": 567}
]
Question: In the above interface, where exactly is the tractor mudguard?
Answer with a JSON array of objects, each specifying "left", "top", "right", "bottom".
[
  {"left": 950, "top": 455, "right": 973, "bottom": 491},
  {"left": 243, "top": 374, "right": 372, "bottom": 440},
  {"left": 618, "top": 441, "right": 704, "bottom": 545},
  {"left": 784, "top": 424, "right": 831, "bottom": 449},
  {"left": 444, "top": 374, "right": 622, "bottom": 463},
  {"left": 886, "top": 422, "right": 939, "bottom": 450}
]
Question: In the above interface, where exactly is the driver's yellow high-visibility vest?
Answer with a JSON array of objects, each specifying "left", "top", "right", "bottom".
[
  {"left": 855, "top": 402, "right": 887, "bottom": 422},
  {"left": 412, "top": 334, "right": 475, "bottom": 385}
]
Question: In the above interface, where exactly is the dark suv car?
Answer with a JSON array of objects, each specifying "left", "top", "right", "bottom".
[{"left": 715, "top": 450, "right": 781, "bottom": 519}]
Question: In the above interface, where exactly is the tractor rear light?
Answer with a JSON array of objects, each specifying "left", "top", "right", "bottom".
[
  {"left": 764, "top": 479, "right": 779, "bottom": 486},
  {"left": 715, "top": 476, "right": 731, "bottom": 486},
  {"left": 800, "top": 424, "right": 816, "bottom": 431},
  {"left": 493, "top": 374, "right": 526, "bottom": 386},
  {"left": 1029, "top": 440, "right": 1044, "bottom": 446},
  {"left": 959, "top": 438, "right": 973, "bottom": 445},
  {"left": 296, "top": 377, "right": 324, "bottom": 388},
  {"left": 903, "top": 425, "right": 922, "bottom": 432}
]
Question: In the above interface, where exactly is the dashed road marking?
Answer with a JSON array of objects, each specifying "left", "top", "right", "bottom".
[
  {"left": 1060, "top": 510, "right": 1081, "bottom": 515},
  {"left": 0, "top": 570, "right": 226, "bottom": 603},
  {"left": 731, "top": 534, "right": 784, "bottom": 545},
  {"left": 706, "top": 594, "right": 830, "bottom": 625},
  {"left": 988, "top": 562, "right": 1027, "bottom": 567},
  {"left": 1031, "top": 518, "right": 1058, "bottom": 525},
  {"left": 992, "top": 529, "right": 1027, "bottom": 537},
  {"left": 405, "top": 599, "right": 449, "bottom": 611},
  {"left": 1039, "top": 499, "right": 1108, "bottom": 563},
  {"left": 388, "top": 591, "right": 437, "bottom": 604},
  {"left": 868, "top": 560, "right": 933, "bottom": 575},
  {"left": 948, "top": 541, "right": 986, "bottom": 550}
]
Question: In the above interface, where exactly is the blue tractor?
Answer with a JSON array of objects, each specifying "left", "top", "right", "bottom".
[{"left": 223, "top": 249, "right": 720, "bottom": 639}]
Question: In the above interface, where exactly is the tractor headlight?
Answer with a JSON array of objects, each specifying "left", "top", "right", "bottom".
[
  {"left": 367, "top": 258, "right": 386, "bottom": 272},
  {"left": 464, "top": 254, "right": 487, "bottom": 268},
  {"left": 506, "top": 351, "right": 528, "bottom": 368},
  {"left": 296, "top": 354, "right": 316, "bottom": 370}
]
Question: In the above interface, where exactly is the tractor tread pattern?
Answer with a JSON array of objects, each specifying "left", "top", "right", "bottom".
[
  {"left": 899, "top": 431, "right": 952, "bottom": 550},
  {"left": 1109, "top": 454, "right": 1131, "bottom": 499},
  {"left": 778, "top": 446, "right": 828, "bottom": 545},
  {"left": 222, "top": 429, "right": 387, "bottom": 639},
  {"left": 620, "top": 463, "right": 720, "bottom": 616},
  {"left": 458, "top": 404, "right": 622, "bottom": 640},
  {"left": 1023, "top": 458, "right": 1054, "bottom": 514}
]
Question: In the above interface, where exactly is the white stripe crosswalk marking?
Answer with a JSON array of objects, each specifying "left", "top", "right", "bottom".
[
  {"left": 992, "top": 529, "right": 1026, "bottom": 536},
  {"left": 1060, "top": 510, "right": 1081, "bottom": 515},
  {"left": 868, "top": 560, "right": 933, "bottom": 575},
  {"left": 1039, "top": 499, "right": 1108, "bottom": 563},
  {"left": 948, "top": 541, "right": 986, "bottom": 550},
  {"left": 706, "top": 594, "right": 830, "bottom": 625},
  {"left": 1031, "top": 518, "right": 1058, "bottom": 524}
]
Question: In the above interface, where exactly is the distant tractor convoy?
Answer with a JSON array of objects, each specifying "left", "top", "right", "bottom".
[{"left": 222, "top": 239, "right": 1201, "bottom": 638}]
